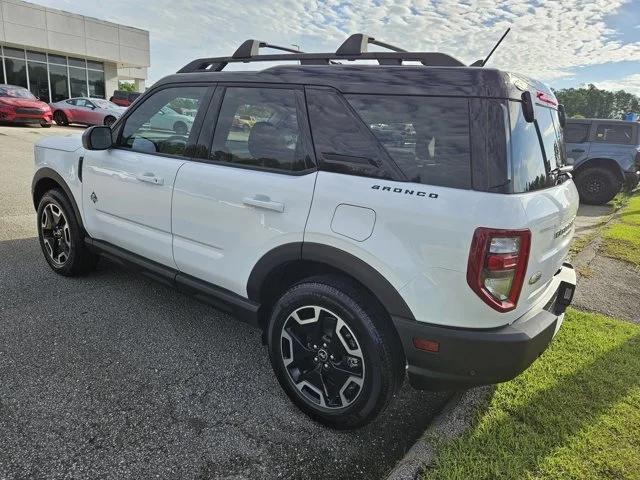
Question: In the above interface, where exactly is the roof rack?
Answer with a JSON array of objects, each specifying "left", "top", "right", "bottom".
[{"left": 177, "top": 33, "right": 465, "bottom": 73}]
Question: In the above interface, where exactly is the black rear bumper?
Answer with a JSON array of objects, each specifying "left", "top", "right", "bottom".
[{"left": 394, "top": 264, "right": 576, "bottom": 391}]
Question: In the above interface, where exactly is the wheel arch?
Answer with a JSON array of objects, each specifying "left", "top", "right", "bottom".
[
  {"left": 247, "top": 242, "right": 415, "bottom": 330},
  {"left": 32, "top": 168, "right": 86, "bottom": 236},
  {"left": 574, "top": 157, "right": 624, "bottom": 182}
]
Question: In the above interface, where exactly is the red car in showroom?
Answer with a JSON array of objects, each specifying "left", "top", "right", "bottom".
[{"left": 0, "top": 84, "right": 52, "bottom": 127}]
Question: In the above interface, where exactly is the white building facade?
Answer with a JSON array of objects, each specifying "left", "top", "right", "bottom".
[{"left": 0, "top": 0, "right": 149, "bottom": 102}]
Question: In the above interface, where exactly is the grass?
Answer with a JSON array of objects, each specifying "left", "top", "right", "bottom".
[
  {"left": 601, "top": 194, "right": 640, "bottom": 266},
  {"left": 422, "top": 309, "right": 640, "bottom": 480}
]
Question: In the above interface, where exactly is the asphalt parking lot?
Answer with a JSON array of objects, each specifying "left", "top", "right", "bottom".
[{"left": 0, "top": 125, "right": 451, "bottom": 480}]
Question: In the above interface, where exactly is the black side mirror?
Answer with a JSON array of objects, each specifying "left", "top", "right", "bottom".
[
  {"left": 558, "top": 104, "right": 567, "bottom": 128},
  {"left": 82, "top": 126, "right": 112, "bottom": 150},
  {"left": 521, "top": 91, "right": 535, "bottom": 123}
]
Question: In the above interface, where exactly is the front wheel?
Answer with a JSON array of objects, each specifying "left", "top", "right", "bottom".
[
  {"left": 40, "top": 122, "right": 52, "bottom": 128},
  {"left": 575, "top": 166, "right": 621, "bottom": 205},
  {"left": 37, "top": 189, "right": 98, "bottom": 276},
  {"left": 173, "top": 121, "right": 188, "bottom": 135},
  {"left": 103, "top": 115, "right": 116, "bottom": 127},
  {"left": 267, "top": 275, "right": 405, "bottom": 429}
]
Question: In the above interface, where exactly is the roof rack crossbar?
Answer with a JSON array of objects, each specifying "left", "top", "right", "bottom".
[
  {"left": 336, "top": 33, "right": 407, "bottom": 55},
  {"left": 176, "top": 34, "right": 465, "bottom": 73},
  {"left": 232, "top": 39, "right": 302, "bottom": 59}
]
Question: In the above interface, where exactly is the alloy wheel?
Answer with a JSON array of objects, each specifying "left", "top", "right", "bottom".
[
  {"left": 280, "top": 305, "right": 365, "bottom": 409},
  {"left": 40, "top": 203, "right": 71, "bottom": 267}
]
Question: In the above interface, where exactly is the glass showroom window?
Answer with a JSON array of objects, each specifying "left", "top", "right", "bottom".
[
  {"left": 87, "top": 61, "right": 105, "bottom": 99},
  {"left": 69, "top": 58, "right": 88, "bottom": 98},
  {"left": 3, "top": 47, "right": 28, "bottom": 89},
  {"left": 27, "top": 51, "right": 50, "bottom": 101},
  {"left": 48, "top": 55, "right": 69, "bottom": 103}
]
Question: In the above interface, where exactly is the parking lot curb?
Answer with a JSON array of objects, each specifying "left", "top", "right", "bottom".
[{"left": 385, "top": 385, "right": 493, "bottom": 480}]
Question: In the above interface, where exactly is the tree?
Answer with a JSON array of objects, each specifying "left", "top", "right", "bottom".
[
  {"left": 118, "top": 81, "right": 137, "bottom": 93},
  {"left": 553, "top": 84, "right": 640, "bottom": 119}
]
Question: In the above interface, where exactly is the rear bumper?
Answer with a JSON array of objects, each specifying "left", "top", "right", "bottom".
[{"left": 394, "top": 263, "right": 576, "bottom": 390}]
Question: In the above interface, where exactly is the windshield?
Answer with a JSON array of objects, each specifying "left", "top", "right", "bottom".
[{"left": 0, "top": 86, "right": 37, "bottom": 100}]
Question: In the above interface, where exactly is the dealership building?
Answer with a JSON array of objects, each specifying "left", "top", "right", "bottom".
[{"left": 0, "top": 0, "right": 149, "bottom": 102}]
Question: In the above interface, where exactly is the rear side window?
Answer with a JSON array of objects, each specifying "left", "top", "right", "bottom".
[
  {"left": 210, "top": 87, "right": 308, "bottom": 172},
  {"left": 594, "top": 123, "right": 633, "bottom": 144},
  {"left": 348, "top": 95, "right": 471, "bottom": 189},
  {"left": 306, "top": 88, "right": 395, "bottom": 180},
  {"left": 565, "top": 123, "right": 590, "bottom": 143}
]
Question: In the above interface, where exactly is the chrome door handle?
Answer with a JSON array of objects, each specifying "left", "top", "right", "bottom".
[
  {"left": 136, "top": 172, "right": 164, "bottom": 185},
  {"left": 243, "top": 195, "right": 284, "bottom": 213}
]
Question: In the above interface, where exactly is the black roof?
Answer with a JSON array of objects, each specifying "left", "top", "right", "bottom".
[{"left": 154, "top": 33, "right": 553, "bottom": 101}]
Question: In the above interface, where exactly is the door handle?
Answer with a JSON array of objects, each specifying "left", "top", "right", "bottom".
[
  {"left": 243, "top": 195, "right": 284, "bottom": 213},
  {"left": 136, "top": 172, "right": 164, "bottom": 185},
  {"left": 571, "top": 149, "right": 585, "bottom": 153}
]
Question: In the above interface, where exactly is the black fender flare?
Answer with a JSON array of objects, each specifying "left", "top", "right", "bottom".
[
  {"left": 32, "top": 167, "right": 86, "bottom": 234},
  {"left": 247, "top": 242, "right": 415, "bottom": 320},
  {"left": 574, "top": 157, "right": 624, "bottom": 182}
]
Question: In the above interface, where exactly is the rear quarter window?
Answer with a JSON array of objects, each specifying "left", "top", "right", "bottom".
[
  {"left": 347, "top": 95, "right": 472, "bottom": 189},
  {"left": 594, "top": 123, "right": 633, "bottom": 144}
]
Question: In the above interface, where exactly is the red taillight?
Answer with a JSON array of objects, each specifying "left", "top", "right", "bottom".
[{"left": 466, "top": 228, "right": 531, "bottom": 313}]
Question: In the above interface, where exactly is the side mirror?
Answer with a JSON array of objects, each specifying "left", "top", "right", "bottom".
[
  {"left": 82, "top": 126, "right": 112, "bottom": 150},
  {"left": 521, "top": 91, "right": 536, "bottom": 123},
  {"left": 558, "top": 104, "right": 567, "bottom": 128}
]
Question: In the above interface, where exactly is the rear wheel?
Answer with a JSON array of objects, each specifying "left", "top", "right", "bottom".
[
  {"left": 53, "top": 111, "right": 68, "bottom": 126},
  {"left": 103, "top": 115, "right": 116, "bottom": 127},
  {"left": 267, "top": 275, "right": 405, "bottom": 429},
  {"left": 37, "top": 189, "right": 98, "bottom": 276},
  {"left": 575, "top": 166, "right": 621, "bottom": 205}
]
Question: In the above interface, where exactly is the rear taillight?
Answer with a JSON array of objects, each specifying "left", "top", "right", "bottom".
[{"left": 467, "top": 228, "right": 531, "bottom": 312}]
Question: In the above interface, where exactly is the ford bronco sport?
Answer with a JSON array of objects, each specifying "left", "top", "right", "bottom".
[{"left": 32, "top": 34, "right": 578, "bottom": 428}]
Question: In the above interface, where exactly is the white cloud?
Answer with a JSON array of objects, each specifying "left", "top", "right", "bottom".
[
  {"left": 595, "top": 73, "right": 640, "bottom": 95},
  {"left": 30, "top": 0, "right": 640, "bottom": 86}
]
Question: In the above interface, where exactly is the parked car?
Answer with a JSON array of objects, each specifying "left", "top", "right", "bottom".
[
  {"left": 109, "top": 90, "right": 141, "bottom": 107},
  {"left": 32, "top": 34, "right": 578, "bottom": 429},
  {"left": 565, "top": 118, "right": 640, "bottom": 204},
  {"left": 147, "top": 104, "right": 194, "bottom": 134},
  {"left": 0, "top": 84, "right": 52, "bottom": 127},
  {"left": 50, "top": 98, "right": 126, "bottom": 127}
]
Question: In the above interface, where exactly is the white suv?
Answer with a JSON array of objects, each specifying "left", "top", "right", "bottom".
[{"left": 31, "top": 35, "right": 578, "bottom": 428}]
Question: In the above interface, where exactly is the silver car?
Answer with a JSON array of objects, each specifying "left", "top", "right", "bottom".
[{"left": 50, "top": 97, "right": 126, "bottom": 127}]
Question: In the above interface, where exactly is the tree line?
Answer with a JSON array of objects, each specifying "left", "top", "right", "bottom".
[{"left": 553, "top": 84, "right": 639, "bottom": 119}]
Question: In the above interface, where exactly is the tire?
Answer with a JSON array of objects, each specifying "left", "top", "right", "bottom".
[
  {"left": 103, "top": 115, "right": 116, "bottom": 127},
  {"left": 40, "top": 122, "right": 52, "bottom": 128},
  {"left": 267, "top": 275, "right": 405, "bottom": 429},
  {"left": 173, "top": 121, "right": 188, "bottom": 135},
  {"left": 53, "top": 111, "right": 68, "bottom": 126},
  {"left": 575, "top": 166, "right": 622, "bottom": 205},
  {"left": 36, "top": 189, "right": 98, "bottom": 276}
]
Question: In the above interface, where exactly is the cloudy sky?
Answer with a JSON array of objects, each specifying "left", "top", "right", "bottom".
[{"left": 32, "top": 0, "right": 640, "bottom": 94}]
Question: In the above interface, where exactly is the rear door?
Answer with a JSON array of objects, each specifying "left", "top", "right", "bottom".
[
  {"left": 171, "top": 85, "right": 317, "bottom": 296},
  {"left": 564, "top": 121, "right": 591, "bottom": 166},
  {"left": 510, "top": 101, "right": 579, "bottom": 311}
]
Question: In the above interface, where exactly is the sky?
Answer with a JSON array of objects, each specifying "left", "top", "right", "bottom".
[{"left": 31, "top": 0, "right": 640, "bottom": 94}]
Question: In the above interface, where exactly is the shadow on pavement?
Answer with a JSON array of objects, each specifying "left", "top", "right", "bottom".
[{"left": 0, "top": 236, "right": 451, "bottom": 479}]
